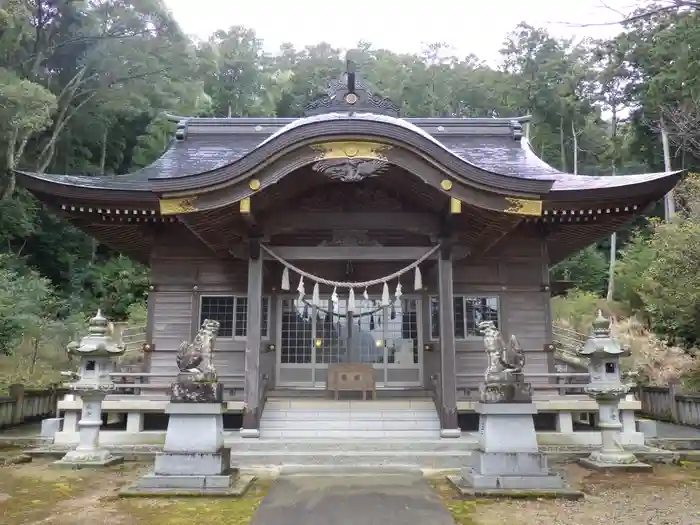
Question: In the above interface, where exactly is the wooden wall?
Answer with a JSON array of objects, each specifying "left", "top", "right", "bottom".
[
  {"left": 422, "top": 232, "right": 551, "bottom": 390},
  {"left": 147, "top": 228, "right": 269, "bottom": 380},
  {"left": 146, "top": 227, "right": 552, "bottom": 390}
]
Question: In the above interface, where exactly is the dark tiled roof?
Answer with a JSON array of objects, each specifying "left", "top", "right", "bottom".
[
  {"left": 16, "top": 113, "right": 680, "bottom": 194},
  {"left": 438, "top": 137, "right": 560, "bottom": 180}
]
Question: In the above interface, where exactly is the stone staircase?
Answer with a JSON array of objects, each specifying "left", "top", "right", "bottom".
[
  {"left": 260, "top": 398, "right": 441, "bottom": 439},
  {"left": 228, "top": 398, "right": 477, "bottom": 470}
]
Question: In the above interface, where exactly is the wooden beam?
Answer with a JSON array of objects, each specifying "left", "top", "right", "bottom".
[
  {"left": 242, "top": 246, "right": 263, "bottom": 436},
  {"left": 475, "top": 218, "right": 522, "bottom": 257},
  {"left": 262, "top": 212, "right": 440, "bottom": 236},
  {"left": 239, "top": 197, "right": 259, "bottom": 231},
  {"left": 177, "top": 216, "right": 226, "bottom": 256},
  {"left": 438, "top": 250, "right": 459, "bottom": 435},
  {"left": 265, "top": 246, "right": 439, "bottom": 261}
]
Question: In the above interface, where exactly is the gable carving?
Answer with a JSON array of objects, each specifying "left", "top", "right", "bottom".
[{"left": 297, "top": 184, "right": 404, "bottom": 212}]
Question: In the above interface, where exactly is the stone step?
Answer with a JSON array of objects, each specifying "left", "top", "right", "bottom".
[
  {"left": 267, "top": 389, "right": 433, "bottom": 399},
  {"left": 264, "top": 399, "right": 434, "bottom": 409},
  {"left": 258, "top": 429, "right": 441, "bottom": 438},
  {"left": 260, "top": 419, "right": 441, "bottom": 431},
  {"left": 263, "top": 407, "right": 437, "bottom": 421},
  {"left": 230, "top": 450, "right": 474, "bottom": 469},
  {"left": 227, "top": 438, "right": 478, "bottom": 453}
]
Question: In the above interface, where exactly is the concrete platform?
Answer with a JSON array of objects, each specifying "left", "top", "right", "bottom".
[
  {"left": 52, "top": 455, "right": 124, "bottom": 469},
  {"left": 446, "top": 475, "right": 584, "bottom": 500},
  {"left": 579, "top": 457, "right": 653, "bottom": 472},
  {"left": 250, "top": 472, "right": 455, "bottom": 525},
  {"left": 119, "top": 474, "right": 254, "bottom": 497}
]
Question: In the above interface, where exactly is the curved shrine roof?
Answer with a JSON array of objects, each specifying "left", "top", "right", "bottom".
[{"left": 15, "top": 112, "right": 681, "bottom": 200}]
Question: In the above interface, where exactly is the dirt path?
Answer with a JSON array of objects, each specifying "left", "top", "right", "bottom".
[{"left": 433, "top": 463, "right": 700, "bottom": 525}]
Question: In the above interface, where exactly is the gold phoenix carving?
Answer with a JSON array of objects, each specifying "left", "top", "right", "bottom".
[
  {"left": 159, "top": 197, "right": 198, "bottom": 215},
  {"left": 503, "top": 197, "right": 543, "bottom": 217},
  {"left": 310, "top": 141, "right": 392, "bottom": 182}
]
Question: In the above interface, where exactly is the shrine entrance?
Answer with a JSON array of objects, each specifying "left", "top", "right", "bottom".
[{"left": 276, "top": 296, "right": 423, "bottom": 388}]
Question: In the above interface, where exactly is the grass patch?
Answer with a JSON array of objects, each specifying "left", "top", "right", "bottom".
[
  {"left": 0, "top": 460, "right": 142, "bottom": 524},
  {"left": 117, "top": 478, "right": 273, "bottom": 525},
  {"left": 428, "top": 477, "right": 486, "bottom": 525},
  {"left": 0, "top": 458, "right": 272, "bottom": 525}
]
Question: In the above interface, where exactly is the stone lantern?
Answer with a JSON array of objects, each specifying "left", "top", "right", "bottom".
[
  {"left": 578, "top": 310, "right": 650, "bottom": 470},
  {"left": 54, "top": 310, "right": 125, "bottom": 467}
]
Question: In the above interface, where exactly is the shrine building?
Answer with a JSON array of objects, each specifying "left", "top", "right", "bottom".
[{"left": 15, "top": 64, "right": 682, "bottom": 440}]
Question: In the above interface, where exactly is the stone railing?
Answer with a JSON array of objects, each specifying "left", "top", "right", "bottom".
[
  {"left": 109, "top": 372, "right": 246, "bottom": 398},
  {"left": 456, "top": 372, "right": 591, "bottom": 399},
  {"left": 0, "top": 384, "right": 67, "bottom": 429},
  {"left": 638, "top": 384, "right": 700, "bottom": 427}
]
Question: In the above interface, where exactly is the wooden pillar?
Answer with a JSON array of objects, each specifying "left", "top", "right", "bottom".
[
  {"left": 438, "top": 244, "right": 460, "bottom": 437},
  {"left": 539, "top": 227, "right": 555, "bottom": 378},
  {"left": 242, "top": 240, "right": 263, "bottom": 437}
]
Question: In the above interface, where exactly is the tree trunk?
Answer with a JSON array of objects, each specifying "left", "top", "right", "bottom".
[
  {"left": 30, "top": 338, "right": 40, "bottom": 374},
  {"left": 571, "top": 120, "right": 578, "bottom": 175},
  {"left": 560, "top": 114, "right": 567, "bottom": 172},
  {"left": 607, "top": 231, "right": 617, "bottom": 302},
  {"left": 660, "top": 114, "right": 676, "bottom": 221},
  {"left": 606, "top": 109, "right": 619, "bottom": 302}
]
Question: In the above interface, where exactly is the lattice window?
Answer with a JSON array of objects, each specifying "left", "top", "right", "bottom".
[
  {"left": 430, "top": 296, "right": 500, "bottom": 339},
  {"left": 314, "top": 299, "right": 345, "bottom": 365},
  {"left": 200, "top": 296, "right": 270, "bottom": 339},
  {"left": 386, "top": 299, "right": 418, "bottom": 364},
  {"left": 280, "top": 299, "right": 314, "bottom": 364}
]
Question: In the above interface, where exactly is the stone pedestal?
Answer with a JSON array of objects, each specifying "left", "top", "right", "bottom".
[
  {"left": 120, "top": 382, "right": 253, "bottom": 497},
  {"left": 54, "top": 390, "right": 123, "bottom": 468},
  {"left": 579, "top": 398, "right": 651, "bottom": 472},
  {"left": 449, "top": 403, "right": 582, "bottom": 499}
]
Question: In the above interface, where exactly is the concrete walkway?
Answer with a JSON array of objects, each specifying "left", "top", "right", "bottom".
[{"left": 250, "top": 472, "right": 455, "bottom": 525}]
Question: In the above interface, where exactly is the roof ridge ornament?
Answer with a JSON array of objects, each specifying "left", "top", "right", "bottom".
[{"left": 303, "top": 56, "right": 400, "bottom": 117}]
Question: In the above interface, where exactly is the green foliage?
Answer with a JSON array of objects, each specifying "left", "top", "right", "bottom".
[
  {"left": 613, "top": 175, "right": 700, "bottom": 348},
  {"left": 551, "top": 289, "right": 610, "bottom": 334},
  {"left": 551, "top": 246, "right": 608, "bottom": 296},
  {"left": 77, "top": 256, "right": 149, "bottom": 321},
  {"left": 0, "top": 253, "right": 58, "bottom": 355},
  {"left": 0, "top": 1, "right": 697, "bottom": 385}
]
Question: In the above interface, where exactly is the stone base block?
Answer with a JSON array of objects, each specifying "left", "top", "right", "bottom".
[
  {"left": 461, "top": 469, "right": 567, "bottom": 490},
  {"left": 154, "top": 448, "right": 231, "bottom": 476},
  {"left": 476, "top": 403, "right": 539, "bottom": 453},
  {"left": 446, "top": 475, "right": 584, "bottom": 500},
  {"left": 53, "top": 449, "right": 123, "bottom": 469},
  {"left": 40, "top": 418, "right": 63, "bottom": 440},
  {"left": 440, "top": 428, "right": 461, "bottom": 438},
  {"left": 458, "top": 449, "right": 572, "bottom": 492},
  {"left": 579, "top": 457, "right": 652, "bottom": 472},
  {"left": 170, "top": 381, "right": 223, "bottom": 403},
  {"left": 240, "top": 428, "right": 260, "bottom": 439},
  {"left": 163, "top": 406, "right": 224, "bottom": 453},
  {"left": 472, "top": 451, "right": 548, "bottom": 476},
  {"left": 479, "top": 380, "right": 532, "bottom": 404},
  {"left": 119, "top": 473, "right": 254, "bottom": 498}
]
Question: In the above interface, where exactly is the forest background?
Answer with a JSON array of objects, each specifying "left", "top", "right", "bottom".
[{"left": 1, "top": 0, "right": 699, "bottom": 390}]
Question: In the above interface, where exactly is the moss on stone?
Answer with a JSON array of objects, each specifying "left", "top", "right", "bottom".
[
  {"left": 0, "top": 458, "right": 271, "bottom": 525},
  {"left": 428, "top": 478, "right": 485, "bottom": 525},
  {"left": 117, "top": 478, "right": 272, "bottom": 525}
]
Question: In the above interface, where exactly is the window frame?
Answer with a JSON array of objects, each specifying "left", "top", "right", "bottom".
[
  {"left": 199, "top": 294, "right": 270, "bottom": 340},
  {"left": 429, "top": 294, "right": 501, "bottom": 341}
]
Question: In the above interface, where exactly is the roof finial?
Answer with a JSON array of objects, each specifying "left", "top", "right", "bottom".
[{"left": 346, "top": 56, "right": 356, "bottom": 94}]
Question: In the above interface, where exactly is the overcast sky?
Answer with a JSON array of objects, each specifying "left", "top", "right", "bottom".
[{"left": 164, "top": 0, "right": 640, "bottom": 64}]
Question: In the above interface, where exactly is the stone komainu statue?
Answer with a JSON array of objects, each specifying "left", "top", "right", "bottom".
[
  {"left": 478, "top": 320, "right": 530, "bottom": 403},
  {"left": 176, "top": 319, "right": 220, "bottom": 382},
  {"left": 478, "top": 320, "right": 526, "bottom": 379}
]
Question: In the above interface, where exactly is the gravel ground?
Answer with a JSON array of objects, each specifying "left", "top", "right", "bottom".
[{"left": 472, "top": 463, "right": 700, "bottom": 525}]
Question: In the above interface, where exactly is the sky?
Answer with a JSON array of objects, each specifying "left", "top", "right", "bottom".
[{"left": 164, "top": 0, "right": 642, "bottom": 65}]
